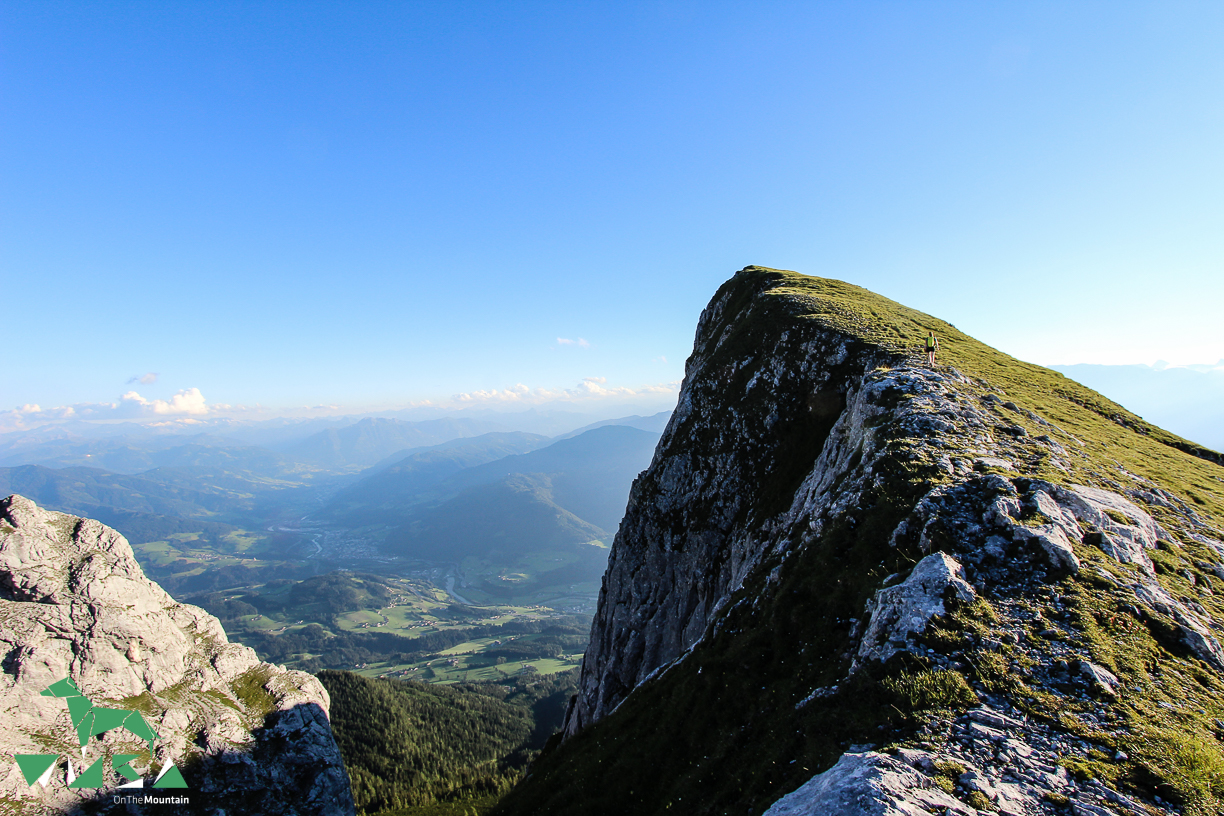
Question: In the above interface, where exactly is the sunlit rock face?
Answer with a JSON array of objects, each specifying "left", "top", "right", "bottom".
[
  {"left": 0, "top": 494, "right": 355, "bottom": 816},
  {"left": 498, "top": 267, "right": 1224, "bottom": 816}
]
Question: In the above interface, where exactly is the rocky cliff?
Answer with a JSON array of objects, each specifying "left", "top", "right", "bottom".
[
  {"left": 0, "top": 494, "right": 355, "bottom": 815},
  {"left": 497, "top": 267, "right": 1224, "bottom": 816}
]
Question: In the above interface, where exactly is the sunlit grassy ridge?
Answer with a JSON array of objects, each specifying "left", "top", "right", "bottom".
[
  {"left": 758, "top": 267, "right": 1223, "bottom": 523},
  {"left": 494, "top": 267, "right": 1224, "bottom": 816}
]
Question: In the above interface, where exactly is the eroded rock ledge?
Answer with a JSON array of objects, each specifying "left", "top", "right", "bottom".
[{"left": 0, "top": 494, "right": 355, "bottom": 815}]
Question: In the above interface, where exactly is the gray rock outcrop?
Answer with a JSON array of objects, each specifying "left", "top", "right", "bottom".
[
  {"left": 501, "top": 268, "right": 1224, "bottom": 816},
  {"left": 0, "top": 494, "right": 356, "bottom": 815},
  {"left": 854, "top": 552, "right": 975, "bottom": 669},
  {"left": 762, "top": 751, "right": 975, "bottom": 816}
]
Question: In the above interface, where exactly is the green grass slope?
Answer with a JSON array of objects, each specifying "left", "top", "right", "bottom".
[
  {"left": 719, "top": 268, "right": 1222, "bottom": 515},
  {"left": 493, "top": 267, "right": 1224, "bottom": 816}
]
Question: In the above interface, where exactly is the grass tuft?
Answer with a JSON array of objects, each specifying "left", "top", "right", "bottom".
[{"left": 882, "top": 670, "right": 978, "bottom": 713}]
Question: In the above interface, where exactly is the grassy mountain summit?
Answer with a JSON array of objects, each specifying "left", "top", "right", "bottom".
[{"left": 496, "top": 267, "right": 1224, "bottom": 816}]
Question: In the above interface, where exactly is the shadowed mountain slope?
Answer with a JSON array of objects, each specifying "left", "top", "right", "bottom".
[
  {"left": 326, "top": 426, "right": 658, "bottom": 564},
  {"left": 385, "top": 473, "right": 607, "bottom": 562},
  {"left": 0, "top": 464, "right": 242, "bottom": 521},
  {"left": 435, "top": 425, "right": 661, "bottom": 532}
]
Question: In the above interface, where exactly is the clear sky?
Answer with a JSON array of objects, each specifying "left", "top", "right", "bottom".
[{"left": 3, "top": 2, "right": 1222, "bottom": 427}]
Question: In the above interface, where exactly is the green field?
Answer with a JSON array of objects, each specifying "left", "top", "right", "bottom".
[
  {"left": 132, "top": 527, "right": 280, "bottom": 577},
  {"left": 356, "top": 653, "right": 584, "bottom": 684},
  {"left": 128, "top": 516, "right": 602, "bottom": 690},
  {"left": 193, "top": 561, "right": 596, "bottom": 686}
]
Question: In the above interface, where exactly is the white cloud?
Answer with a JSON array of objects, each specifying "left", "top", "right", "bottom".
[
  {"left": 2, "top": 387, "right": 217, "bottom": 431},
  {"left": 127, "top": 372, "right": 158, "bottom": 385},
  {"left": 117, "top": 387, "right": 210, "bottom": 416},
  {"left": 556, "top": 337, "right": 590, "bottom": 348},
  {"left": 454, "top": 383, "right": 532, "bottom": 403}
]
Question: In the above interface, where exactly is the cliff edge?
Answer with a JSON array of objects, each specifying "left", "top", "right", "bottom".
[
  {"left": 0, "top": 494, "right": 356, "bottom": 815},
  {"left": 498, "top": 267, "right": 1224, "bottom": 816}
]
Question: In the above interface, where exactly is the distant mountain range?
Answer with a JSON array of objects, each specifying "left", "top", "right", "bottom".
[
  {"left": 1050, "top": 362, "right": 1224, "bottom": 452},
  {"left": 0, "top": 431, "right": 278, "bottom": 474},
  {"left": 0, "top": 464, "right": 251, "bottom": 547},
  {"left": 552, "top": 410, "right": 671, "bottom": 440},
  {"left": 275, "top": 416, "right": 508, "bottom": 470},
  {"left": 332, "top": 424, "right": 662, "bottom": 562},
  {"left": 321, "top": 432, "right": 554, "bottom": 523},
  {"left": 0, "top": 414, "right": 667, "bottom": 577}
]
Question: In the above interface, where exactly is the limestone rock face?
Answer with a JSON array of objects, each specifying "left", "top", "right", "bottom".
[
  {"left": 533, "top": 268, "right": 1224, "bottom": 816},
  {"left": 854, "top": 552, "right": 975, "bottom": 669},
  {"left": 761, "top": 751, "right": 976, "bottom": 816},
  {"left": 0, "top": 494, "right": 355, "bottom": 816}
]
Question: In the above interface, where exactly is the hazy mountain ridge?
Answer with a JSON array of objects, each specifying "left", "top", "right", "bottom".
[
  {"left": 278, "top": 416, "right": 509, "bottom": 470},
  {"left": 0, "top": 432, "right": 295, "bottom": 475},
  {"left": 497, "top": 268, "right": 1224, "bottom": 816},
  {"left": 1050, "top": 363, "right": 1224, "bottom": 453},
  {"left": 322, "top": 432, "right": 554, "bottom": 525},
  {"left": 552, "top": 410, "right": 672, "bottom": 441}
]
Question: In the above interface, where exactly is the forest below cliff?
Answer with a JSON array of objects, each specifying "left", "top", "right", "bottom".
[{"left": 317, "top": 670, "right": 578, "bottom": 815}]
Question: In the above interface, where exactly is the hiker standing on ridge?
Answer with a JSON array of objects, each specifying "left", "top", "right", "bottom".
[{"left": 925, "top": 332, "right": 939, "bottom": 366}]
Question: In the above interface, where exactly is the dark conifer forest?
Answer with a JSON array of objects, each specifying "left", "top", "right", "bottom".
[{"left": 318, "top": 670, "right": 577, "bottom": 815}]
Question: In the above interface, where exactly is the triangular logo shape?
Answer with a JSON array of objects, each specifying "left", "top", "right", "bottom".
[
  {"left": 153, "top": 762, "right": 188, "bottom": 789},
  {"left": 67, "top": 756, "right": 107, "bottom": 789},
  {"left": 15, "top": 754, "right": 57, "bottom": 787}
]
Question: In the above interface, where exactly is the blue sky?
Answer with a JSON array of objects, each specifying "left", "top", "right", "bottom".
[{"left": 3, "top": 2, "right": 1222, "bottom": 426}]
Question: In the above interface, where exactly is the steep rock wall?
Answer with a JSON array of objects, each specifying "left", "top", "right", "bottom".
[{"left": 566, "top": 271, "right": 898, "bottom": 733}]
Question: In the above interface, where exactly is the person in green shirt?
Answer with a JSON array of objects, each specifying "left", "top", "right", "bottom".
[{"left": 925, "top": 332, "right": 939, "bottom": 367}]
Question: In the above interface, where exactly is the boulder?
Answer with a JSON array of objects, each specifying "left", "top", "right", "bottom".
[
  {"left": 855, "top": 552, "right": 975, "bottom": 668},
  {"left": 763, "top": 752, "right": 977, "bottom": 816}
]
